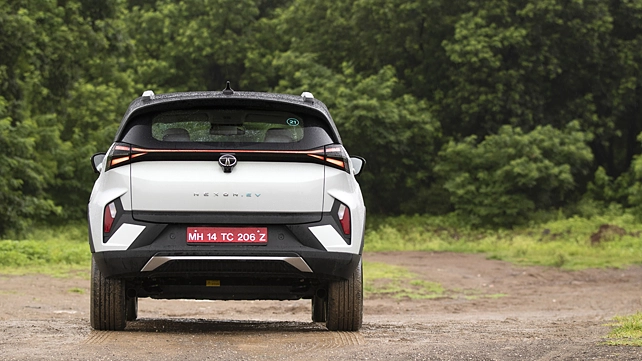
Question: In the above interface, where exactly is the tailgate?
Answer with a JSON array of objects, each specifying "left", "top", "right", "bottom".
[{"left": 130, "top": 161, "right": 324, "bottom": 222}]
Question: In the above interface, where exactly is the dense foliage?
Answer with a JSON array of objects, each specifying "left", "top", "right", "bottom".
[
  {"left": 435, "top": 123, "right": 593, "bottom": 226},
  {"left": 1, "top": 0, "right": 641, "bottom": 235}
]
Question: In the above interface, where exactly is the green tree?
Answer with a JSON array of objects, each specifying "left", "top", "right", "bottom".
[
  {"left": 0, "top": 0, "right": 66, "bottom": 234},
  {"left": 2, "top": 0, "right": 641, "bottom": 233},
  {"left": 0, "top": 0, "right": 135, "bottom": 231},
  {"left": 0, "top": 98, "right": 60, "bottom": 236},
  {"left": 276, "top": 0, "right": 642, "bottom": 188},
  {"left": 124, "top": 0, "right": 266, "bottom": 92},
  {"left": 50, "top": 1, "right": 137, "bottom": 218},
  {"left": 439, "top": 0, "right": 642, "bottom": 179}
]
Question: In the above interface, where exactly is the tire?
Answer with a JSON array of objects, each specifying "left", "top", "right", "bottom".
[
  {"left": 90, "top": 256, "right": 127, "bottom": 330},
  {"left": 326, "top": 260, "right": 363, "bottom": 331},
  {"left": 126, "top": 296, "right": 138, "bottom": 321},
  {"left": 311, "top": 294, "right": 327, "bottom": 322}
]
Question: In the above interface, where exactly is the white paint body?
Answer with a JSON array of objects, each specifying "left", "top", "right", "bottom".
[
  {"left": 130, "top": 161, "right": 325, "bottom": 213},
  {"left": 89, "top": 158, "right": 365, "bottom": 254}
]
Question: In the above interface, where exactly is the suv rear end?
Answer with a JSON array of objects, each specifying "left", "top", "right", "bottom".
[{"left": 88, "top": 87, "right": 366, "bottom": 331}]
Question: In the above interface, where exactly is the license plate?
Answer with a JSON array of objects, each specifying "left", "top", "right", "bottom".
[{"left": 186, "top": 227, "right": 268, "bottom": 244}]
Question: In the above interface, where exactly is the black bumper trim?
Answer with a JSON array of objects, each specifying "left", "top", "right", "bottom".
[
  {"left": 93, "top": 250, "right": 360, "bottom": 281},
  {"left": 132, "top": 211, "right": 323, "bottom": 224}
]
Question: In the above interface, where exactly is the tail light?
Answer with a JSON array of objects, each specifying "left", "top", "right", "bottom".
[
  {"left": 105, "top": 143, "right": 132, "bottom": 171},
  {"left": 323, "top": 145, "right": 351, "bottom": 173},
  {"left": 104, "top": 202, "right": 117, "bottom": 233},
  {"left": 338, "top": 203, "right": 351, "bottom": 235},
  {"left": 100, "top": 143, "right": 352, "bottom": 173}
]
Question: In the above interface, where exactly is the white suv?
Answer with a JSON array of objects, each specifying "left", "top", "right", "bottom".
[{"left": 88, "top": 85, "right": 366, "bottom": 331}]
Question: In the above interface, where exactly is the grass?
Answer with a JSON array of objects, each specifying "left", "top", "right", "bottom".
[
  {"left": 463, "top": 293, "right": 507, "bottom": 300},
  {"left": 364, "top": 213, "right": 642, "bottom": 270},
  {"left": 1, "top": 212, "right": 641, "bottom": 277},
  {"left": 363, "top": 261, "right": 445, "bottom": 299},
  {"left": 605, "top": 313, "right": 642, "bottom": 346},
  {"left": 0, "top": 223, "right": 90, "bottom": 277}
]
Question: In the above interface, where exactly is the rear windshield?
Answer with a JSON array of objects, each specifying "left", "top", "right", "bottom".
[
  {"left": 120, "top": 107, "right": 336, "bottom": 150},
  {"left": 152, "top": 109, "right": 304, "bottom": 143}
]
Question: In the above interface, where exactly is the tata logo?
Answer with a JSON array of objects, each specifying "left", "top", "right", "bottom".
[{"left": 218, "top": 154, "right": 237, "bottom": 173}]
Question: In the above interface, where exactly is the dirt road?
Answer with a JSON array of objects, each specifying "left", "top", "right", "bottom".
[{"left": 1, "top": 252, "right": 642, "bottom": 360}]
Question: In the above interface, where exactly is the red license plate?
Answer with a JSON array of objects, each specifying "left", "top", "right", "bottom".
[{"left": 186, "top": 227, "right": 268, "bottom": 244}]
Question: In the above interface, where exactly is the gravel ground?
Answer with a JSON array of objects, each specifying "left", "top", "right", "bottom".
[{"left": 1, "top": 252, "right": 642, "bottom": 360}]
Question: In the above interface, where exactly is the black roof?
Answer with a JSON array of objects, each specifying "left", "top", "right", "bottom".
[{"left": 114, "top": 90, "right": 342, "bottom": 143}]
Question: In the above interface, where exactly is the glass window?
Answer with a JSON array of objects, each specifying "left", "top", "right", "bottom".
[{"left": 151, "top": 109, "right": 305, "bottom": 143}]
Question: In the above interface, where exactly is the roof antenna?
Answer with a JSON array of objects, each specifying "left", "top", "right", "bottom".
[{"left": 222, "top": 81, "right": 234, "bottom": 95}]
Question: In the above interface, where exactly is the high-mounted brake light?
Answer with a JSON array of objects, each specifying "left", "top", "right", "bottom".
[
  {"left": 103, "top": 202, "right": 117, "bottom": 233},
  {"left": 338, "top": 204, "right": 351, "bottom": 235}
]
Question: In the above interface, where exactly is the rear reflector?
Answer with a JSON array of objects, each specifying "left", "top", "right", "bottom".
[
  {"left": 338, "top": 204, "right": 351, "bottom": 235},
  {"left": 104, "top": 202, "right": 117, "bottom": 233}
]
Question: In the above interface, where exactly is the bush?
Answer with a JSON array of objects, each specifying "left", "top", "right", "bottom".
[
  {"left": 585, "top": 167, "right": 632, "bottom": 207},
  {"left": 630, "top": 133, "right": 642, "bottom": 219},
  {"left": 435, "top": 122, "right": 593, "bottom": 227}
]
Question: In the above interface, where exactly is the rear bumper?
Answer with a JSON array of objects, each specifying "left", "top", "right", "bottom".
[
  {"left": 93, "top": 247, "right": 361, "bottom": 300},
  {"left": 93, "top": 248, "right": 361, "bottom": 281},
  {"left": 91, "top": 200, "right": 364, "bottom": 299},
  {"left": 92, "top": 199, "right": 363, "bottom": 282}
]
